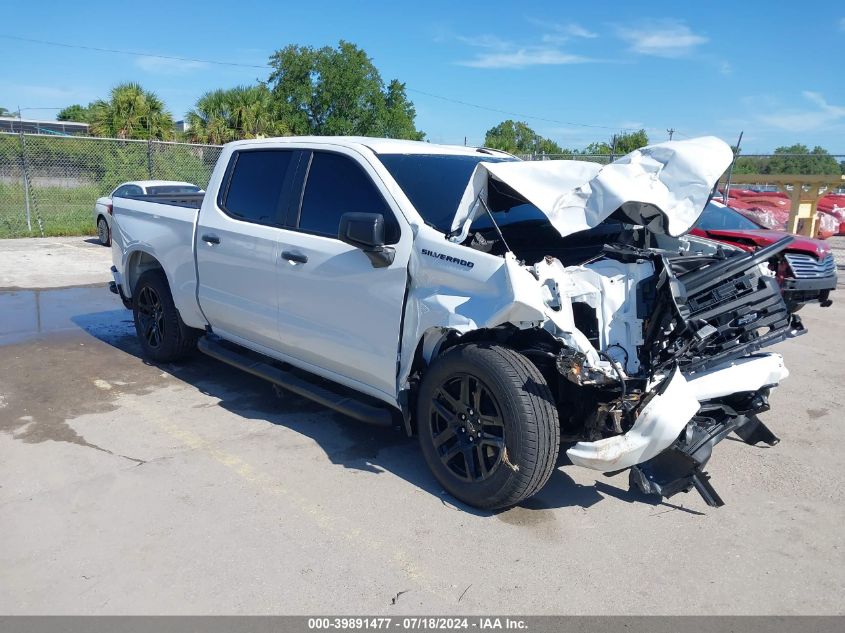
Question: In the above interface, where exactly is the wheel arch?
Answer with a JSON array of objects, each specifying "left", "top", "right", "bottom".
[
  {"left": 405, "top": 324, "right": 562, "bottom": 435},
  {"left": 124, "top": 249, "right": 166, "bottom": 298}
]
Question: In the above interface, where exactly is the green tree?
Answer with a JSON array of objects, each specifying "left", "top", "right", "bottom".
[
  {"left": 483, "top": 120, "right": 564, "bottom": 155},
  {"left": 766, "top": 144, "right": 841, "bottom": 175},
  {"left": 56, "top": 104, "right": 94, "bottom": 123},
  {"left": 267, "top": 40, "right": 423, "bottom": 139},
  {"left": 88, "top": 83, "right": 175, "bottom": 140},
  {"left": 186, "top": 85, "right": 288, "bottom": 144},
  {"left": 381, "top": 80, "right": 424, "bottom": 140},
  {"left": 582, "top": 129, "right": 649, "bottom": 156}
]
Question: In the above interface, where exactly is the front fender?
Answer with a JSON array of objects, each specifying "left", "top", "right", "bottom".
[{"left": 398, "top": 229, "right": 547, "bottom": 392}]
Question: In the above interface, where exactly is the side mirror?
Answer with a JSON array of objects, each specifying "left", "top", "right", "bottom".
[
  {"left": 338, "top": 212, "right": 395, "bottom": 268},
  {"left": 338, "top": 212, "right": 386, "bottom": 249}
]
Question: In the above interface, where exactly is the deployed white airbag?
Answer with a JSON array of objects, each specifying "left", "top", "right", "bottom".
[{"left": 452, "top": 136, "right": 734, "bottom": 239}]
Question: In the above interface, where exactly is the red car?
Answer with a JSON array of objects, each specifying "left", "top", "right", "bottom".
[{"left": 691, "top": 201, "right": 836, "bottom": 310}]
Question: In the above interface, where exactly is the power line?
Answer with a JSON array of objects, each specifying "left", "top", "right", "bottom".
[
  {"left": 405, "top": 88, "right": 635, "bottom": 131},
  {"left": 1, "top": 33, "right": 640, "bottom": 132},
  {"left": 0, "top": 34, "right": 267, "bottom": 69}
]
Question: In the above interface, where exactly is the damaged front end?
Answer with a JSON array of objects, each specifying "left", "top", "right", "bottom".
[
  {"left": 630, "top": 392, "right": 781, "bottom": 508},
  {"left": 567, "top": 351, "right": 789, "bottom": 507},
  {"left": 639, "top": 235, "right": 804, "bottom": 375},
  {"left": 535, "top": 237, "right": 801, "bottom": 506},
  {"left": 442, "top": 136, "right": 804, "bottom": 507}
]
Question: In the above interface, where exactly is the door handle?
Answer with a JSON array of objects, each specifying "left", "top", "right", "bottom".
[
  {"left": 201, "top": 234, "right": 220, "bottom": 245},
  {"left": 281, "top": 250, "right": 308, "bottom": 264}
]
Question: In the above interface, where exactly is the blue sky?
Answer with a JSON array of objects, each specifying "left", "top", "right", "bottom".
[{"left": 1, "top": 0, "right": 843, "bottom": 152}]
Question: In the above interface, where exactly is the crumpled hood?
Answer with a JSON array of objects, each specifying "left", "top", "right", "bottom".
[{"left": 451, "top": 136, "right": 734, "bottom": 240}]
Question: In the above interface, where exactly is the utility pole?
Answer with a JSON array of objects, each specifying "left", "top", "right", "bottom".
[{"left": 667, "top": 128, "right": 675, "bottom": 140}]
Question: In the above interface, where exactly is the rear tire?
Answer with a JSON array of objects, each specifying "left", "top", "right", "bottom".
[
  {"left": 97, "top": 216, "right": 110, "bottom": 246},
  {"left": 417, "top": 343, "right": 560, "bottom": 510},
  {"left": 132, "top": 269, "right": 198, "bottom": 362}
]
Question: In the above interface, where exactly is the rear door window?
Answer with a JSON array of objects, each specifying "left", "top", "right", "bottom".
[
  {"left": 220, "top": 150, "right": 296, "bottom": 226},
  {"left": 297, "top": 152, "right": 399, "bottom": 243}
]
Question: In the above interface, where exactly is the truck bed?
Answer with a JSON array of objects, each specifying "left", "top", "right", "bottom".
[
  {"left": 111, "top": 196, "right": 206, "bottom": 329},
  {"left": 116, "top": 192, "right": 205, "bottom": 209}
]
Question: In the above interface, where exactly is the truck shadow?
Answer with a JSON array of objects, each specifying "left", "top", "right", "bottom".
[{"left": 75, "top": 310, "right": 703, "bottom": 517}]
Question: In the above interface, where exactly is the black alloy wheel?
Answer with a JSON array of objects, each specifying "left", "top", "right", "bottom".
[
  {"left": 429, "top": 373, "right": 506, "bottom": 482},
  {"left": 416, "top": 343, "right": 560, "bottom": 510},
  {"left": 131, "top": 269, "right": 198, "bottom": 362},
  {"left": 135, "top": 285, "right": 165, "bottom": 349}
]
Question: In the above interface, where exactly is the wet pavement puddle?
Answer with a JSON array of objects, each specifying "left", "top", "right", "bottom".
[
  {"left": 0, "top": 284, "right": 149, "bottom": 449},
  {"left": 0, "top": 284, "right": 131, "bottom": 346}
]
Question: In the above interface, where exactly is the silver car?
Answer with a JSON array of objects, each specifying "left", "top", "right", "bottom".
[{"left": 93, "top": 180, "right": 202, "bottom": 245}]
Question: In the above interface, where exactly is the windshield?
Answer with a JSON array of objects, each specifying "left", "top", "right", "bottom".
[
  {"left": 146, "top": 185, "right": 202, "bottom": 195},
  {"left": 696, "top": 202, "right": 761, "bottom": 231},
  {"left": 377, "top": 153, "right": 513, "bottom": 233},
  {"left": 470, "top": 202, "right": 547, "bottom": 229}
]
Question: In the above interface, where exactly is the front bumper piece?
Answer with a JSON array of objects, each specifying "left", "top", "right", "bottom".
[
  {"left": 566, "top": 353, "right": 788, "bottom": 506},
  {"left": 782, "top": 252, "right": 837, "bottom": 308},
  {"left": 782, "top": 276, "right": 837, "bottom": 308}
]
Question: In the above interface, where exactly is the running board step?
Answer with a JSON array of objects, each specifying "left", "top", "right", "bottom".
[{"left": 197, "top": 336, "right": 395, "bottom": 427}]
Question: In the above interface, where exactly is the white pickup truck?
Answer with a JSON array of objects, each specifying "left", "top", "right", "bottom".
[{"left": 110, "top": 136, "right": 804, "bottom": 510}]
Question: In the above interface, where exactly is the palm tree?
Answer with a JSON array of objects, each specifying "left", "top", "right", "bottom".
[
  {"left": 186, "top": 85, "right": 287, "bottom": 144},
  {"left": 89, "top": 83, "right": 175, "bottom": 140},
  {"left": 185, "top": 89, "right": 230, "bottom": 144}
]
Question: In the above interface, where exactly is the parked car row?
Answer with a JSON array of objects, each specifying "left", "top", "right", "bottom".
[
  {"left": 691, "top": 201, "right": 836, "bottom": 311},
  {"left": 718, "top": 187, "right": 845, "bottom": 238}
]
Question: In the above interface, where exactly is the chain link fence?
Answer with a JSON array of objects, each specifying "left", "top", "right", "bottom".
[
  {"left": 0, "top": 132, "right": 222, "bottom": 238},
  {"left": 517, "top": 153, "right": 613, "bottom": 164},
  {"left": 2, "top": 133, "right": 843, "bottom": 239}
]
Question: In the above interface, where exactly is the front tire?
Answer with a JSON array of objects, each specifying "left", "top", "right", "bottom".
[
  {"left": 132, "top": 270, "right": 198, "bottom": 362},
  {"left": 97, "top": 216, "right": 110, "bottom": 246},
  {"left": 417, "top": 343, "right": 560, "bottom": 510}
]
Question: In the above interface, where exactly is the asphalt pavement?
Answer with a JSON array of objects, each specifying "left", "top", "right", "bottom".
[{"left": 0, "top": 237, "right": 843, "bottom": 615}]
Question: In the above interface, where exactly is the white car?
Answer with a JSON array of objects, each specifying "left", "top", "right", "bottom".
[
  {"left": 108, "top": 136, "right": 803, "bottom": 510},
  {"left": 93, "top": 180, "right": 202, "bottom": 246}
]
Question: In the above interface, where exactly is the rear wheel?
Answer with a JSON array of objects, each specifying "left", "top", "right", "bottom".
[
  {"left": 97, "top": 216, "right": 110, "bottom": 246},
  {"left": 132, "top": 269, "right": 198, "bottom": 362},
  {"left": 417, "top": 343, "right": 560, "bottom": 510}
]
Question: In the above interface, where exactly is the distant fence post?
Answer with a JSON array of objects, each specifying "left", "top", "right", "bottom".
[
  {"left": 18, "top": 127, "right": 32, "bottom": 232},
  {"left": 147, "top": 137, "right": 154, "bottom": 179}
]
